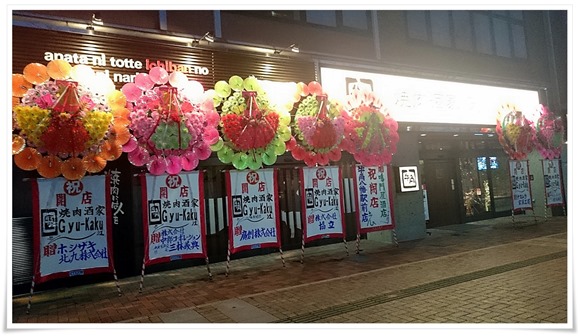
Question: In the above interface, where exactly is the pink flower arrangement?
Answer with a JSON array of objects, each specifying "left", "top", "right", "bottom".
[
  {"left": 288, "top": 81, "right": 345, "bottom": 167},
  {"left": 124, "top": 70, "right": 219, "bottom": 175},
  {"left": 340, "top": 88, "right": 399, "bottom": 167},
  {"left": 534, "top": 104, "right": 565, "bottom": 160}
]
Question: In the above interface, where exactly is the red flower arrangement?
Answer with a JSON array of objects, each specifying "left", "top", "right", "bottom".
[
  {"left": 340, "top": 88, "right": 399, "bottom": 166},
  {"left": 287, "top": 81, "right": 345, "bottom": 167},
  {"left": 534, "top": 104, "right": 565, "bottom": 160},
  {"left": 496, "top": 103, "right": 536, "bottom": 160},
  {"left": 221, "top": 101, "right": 280, "bottom": 151},
  {"left": 212, "top": 75, "right": 291, "bottom": 170}
]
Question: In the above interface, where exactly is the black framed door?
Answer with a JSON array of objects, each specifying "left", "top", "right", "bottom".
[{"left": 423, "top": 159, "right": 461, "bottom": 228}]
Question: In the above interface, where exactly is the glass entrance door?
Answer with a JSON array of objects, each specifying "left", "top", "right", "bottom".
[
  {"left": 459, "top": 157, "right": 493, "bottom": 218},
  {"left": 489, "top": 156, "right": 512, "bottom": 213}
]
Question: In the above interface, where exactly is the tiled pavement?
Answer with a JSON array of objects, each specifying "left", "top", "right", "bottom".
[{"left": 10, "top": 214, "right": 570, "bottom": 328}]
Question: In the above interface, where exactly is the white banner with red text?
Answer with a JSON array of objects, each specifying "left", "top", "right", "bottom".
[
  {"left": 141, "top": 172, "right": 207, "bottom": 266},
  {"left": 510, "top": 160, "right": 533, "bottom": 211},
  {"left": 541, "top": 159, "right": 565, "bottom": 207},
  {"left": 32, "top": 176, "right": 114, "bottom": 284},
  {"left": 300, "top": 166, "right": 345, "bottom": 243},
  {"left": 226, "top": 169, "right": 281, "bottom": 254},
  {"left": 353, "top": 165, "right": 395, "bottom": 234}
]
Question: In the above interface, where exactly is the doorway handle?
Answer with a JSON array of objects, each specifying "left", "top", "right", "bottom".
[{"left": 450, "top": 178, "right": 455, "bottom": 191}]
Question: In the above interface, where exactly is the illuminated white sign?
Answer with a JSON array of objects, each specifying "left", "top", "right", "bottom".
[
  {"left": 43, "top": 51, "right": 210, "bottom": 84},
  {"left": 398, "top": 166, "right": 420, "bottom": 192},
  {"left": 320, "top": 67, "right": 540, "bottom": 125}
]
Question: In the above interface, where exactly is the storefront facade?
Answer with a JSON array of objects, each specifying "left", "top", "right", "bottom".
[
  {"left": 317, "top": 66, "right": 560, "bottom": 237},
  {"left": 11, "top": 10, "right": 567, "bottom": 294},
  {"left": 12, "top": 25, "right": 321, "bottom": 291}
]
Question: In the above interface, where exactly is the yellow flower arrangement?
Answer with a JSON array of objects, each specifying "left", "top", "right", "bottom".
[
  {"left": 82, "top": 111, "right": 114, "bottom": 147},
  {"left": 13, "top": 105, "right": 51, "bottom": 147},
  {"left": 504, "top": 123, "right": 522, "bottom": 145}
]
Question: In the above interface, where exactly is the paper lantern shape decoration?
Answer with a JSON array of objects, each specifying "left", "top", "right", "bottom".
[
  {"left": 287, "top": 81, "right": 345, "bottom": 167},
  {"left": 340, "top": 88, "right": 399, "bottom": 166},
  {"left": 211, "top": 75, "right": 292, "bottom": 170},
  {"left": 534, "top": 104, "right": 565, "bottom": 160},
  {"left": 123, "top": 68, "right": 220, "bottom": 175},
  {"left": 496, "top": 103, "right": 536, "bottom": 160},
  {"left": 12, "top": 60, "right": 128, "bottom": 180}
]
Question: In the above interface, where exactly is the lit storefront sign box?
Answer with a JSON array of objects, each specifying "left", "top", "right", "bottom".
[
  {"left": 320, "top": 67, "right": 540, "bottom": 125},
  {"left": 396, "top": 166, "right": 420, "bottom": 193}
]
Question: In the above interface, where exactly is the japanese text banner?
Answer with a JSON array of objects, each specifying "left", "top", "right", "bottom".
[
  {"left": 353, "top": 165, "right": 395, "bottom": 234},
  {"left": 300, "top": 166, "right": 345, "bottom": 243},
  {"left": 510, "top": 160, "right": 533, "bottom": 211},
  {"left": 542, "top": 159, "right": 565, "bottom": 207},
  {"left": 141, "top": 172, "right": 207, "bottom": 265},
  {"left": 32, "top": 176, "right": 113, "bottom": 284},
  {"left": 226, "top": 169, "right": 280, "bottom": 254}
]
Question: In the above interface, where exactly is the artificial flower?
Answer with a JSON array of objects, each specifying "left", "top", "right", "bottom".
[
  {"left": 212, "top": 75, "right": 291, "bottom": 170},
  {"left": 496, "top": 103, "right": 536, "bottom": 160},
  {"left": 12, "top": 60, "right": 127, "bottom": 180},
  {"left": 125, "top": 70, "right": 219, "bottom": 175},
  {"left": 534, "top": 104, "right": 565, "bottom": 160},
  {"left": 340, "top": 88, "right": 399, "bottom": 167},
  {"left": 289, "top": 81, "right": 345, "bottom": 167}
]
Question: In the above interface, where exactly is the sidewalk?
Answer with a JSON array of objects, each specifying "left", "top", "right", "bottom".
[{"left": 10, "top": 214, "right": 569, "bottom": 326}]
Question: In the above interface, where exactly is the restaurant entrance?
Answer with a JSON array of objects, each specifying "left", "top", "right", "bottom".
[{"left": 419, "top": 131, "right": 512, "bottom": 228}]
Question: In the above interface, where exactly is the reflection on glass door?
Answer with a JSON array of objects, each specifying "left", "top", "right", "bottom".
[
  {"left": 459, "top": 157, "right": 492, "bottom": 217},
  {"left": 490, "top": 156, "right": 511, "bottom": 212}
]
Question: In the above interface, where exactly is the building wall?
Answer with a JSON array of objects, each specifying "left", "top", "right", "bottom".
[
  {"left": 11, "top": 9, "right": 567, "bottom": 216},
  {"left": 389, "top": 132, "right": 426, "bottom": 242},
  {"left": 377, "top": 11, "right": 551, "bottom": 84},
  {"left": 10, "top": 10, "right": 567, "bottom": 290},
  {"left": 13, "top": 10, "right": 565, "bottom": 95},
  {"left": 219, "top": 11, "right": 376, "bottom": 60}
]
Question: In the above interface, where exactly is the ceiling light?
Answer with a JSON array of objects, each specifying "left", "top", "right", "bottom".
[
  {"left": 201, "top": 32, "right": 214, "bottom": 42},
  {"left": 91, "top": 13, "right": 103, "bottom": 26},
  {"left": 193, "top": 32, "right": 214, "bottom": 46},
  {"left": 274, "top": 44, "right": 300, "bottom": 55}
]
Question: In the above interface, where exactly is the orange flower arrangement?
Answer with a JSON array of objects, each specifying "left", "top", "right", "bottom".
[{"left": 12, "top": 60, "right": 129, "bottom": 180}]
